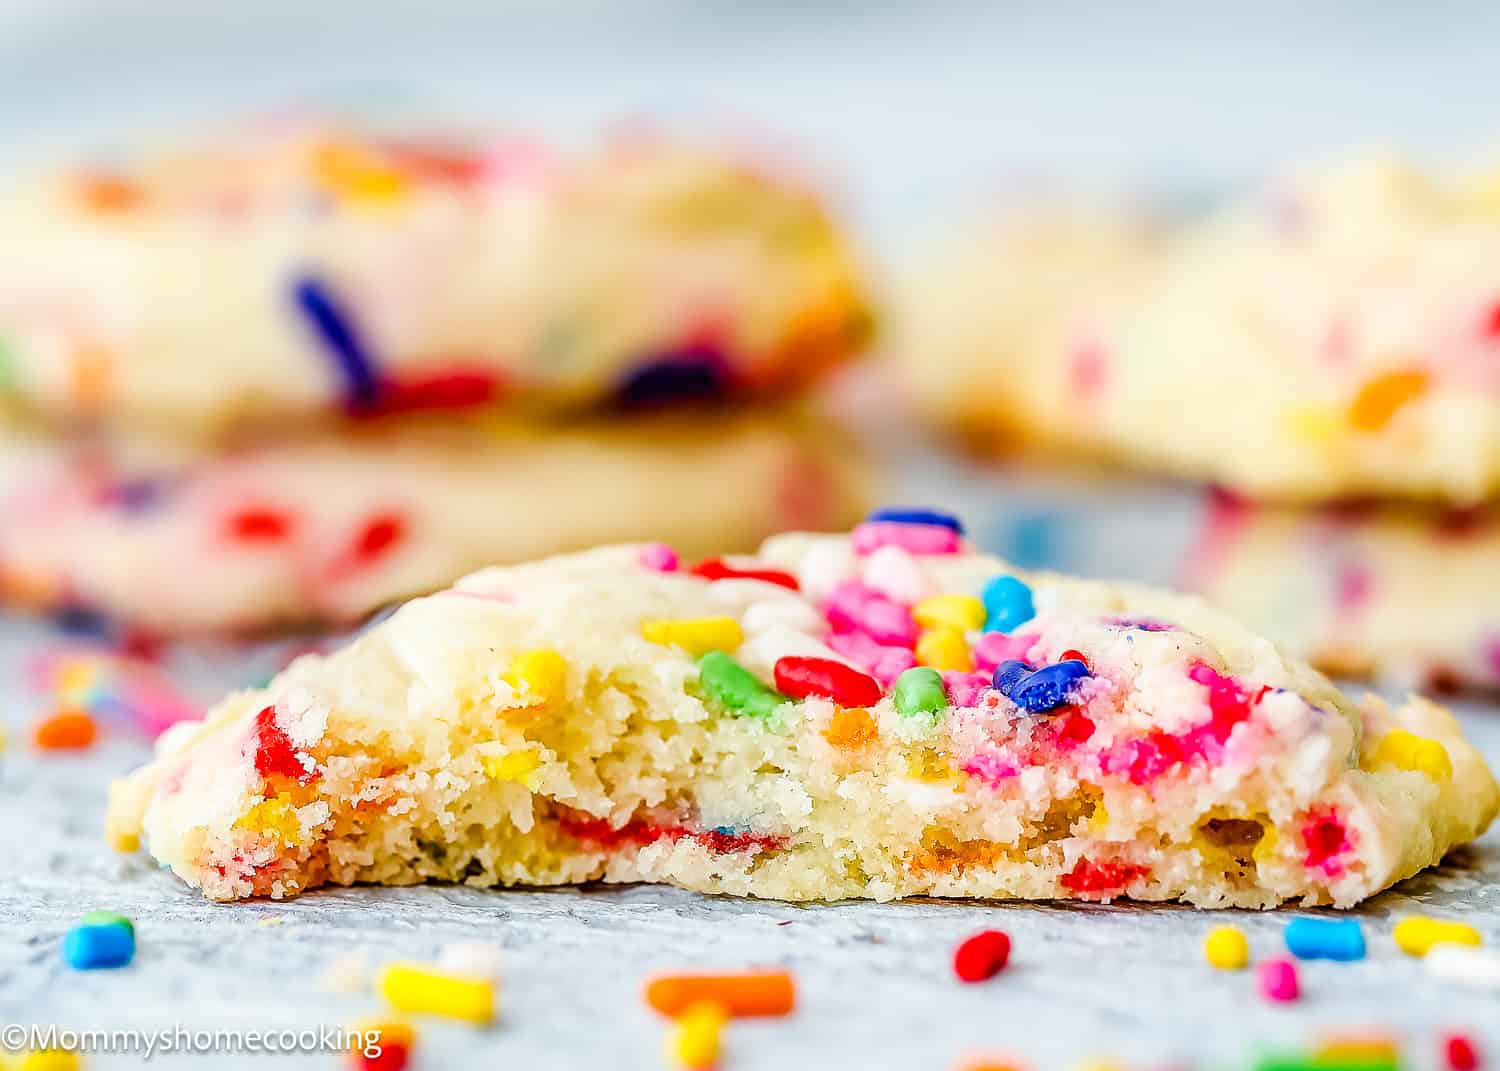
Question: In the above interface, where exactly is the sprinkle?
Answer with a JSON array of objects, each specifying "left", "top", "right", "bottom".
[
  {"left": 772, "top": 656, "right": 881, "bottom": 707},
  {"left": 1444, "top": 1033, "right": 1482, "bottom": 1071},
  {"left": 1203, "top": 925, "right": 1249, "bottom": 970},
  {"left": 865, "top": 507, "right": 965, "bottom": 534},
  {"left": 1312, "top": 1034, "right": 1401, "bottom": 1066},
  {"left": 62, "top": 921, "right": 135, "bottom": 969},
  {"left": 952, "top": 930, "right": 1010, "bottom": 983},
  {"left": 954, "top": 1055, "right": 1027, "bottom": 1071},
  {"left": 1284, "top": 917, "right": 1365, "bottom": 962},
  {"left": 1426, "top": 945, "right": 1500, "bottom": 991},
  {"left": 915, "top": 627, "right": 973, "bottom": 672},
  {"left": 826, "top": 631, "right": 917, "bottom": 687},
  {"left": 972, "top": 630, "right": 1034, "bottom": 672},
  {"left": 251, "top": 705, "right": 316, "bottom": 782},
  {"left": 666, "top": 1001, "right": 726, "bottom": 1069},
  {"left": 503, "top": 650, "right": 568, "bottom": 709},
  {"left": 824, "top": 706, "right": 878, "bottom": 748},
  {"left": 913, "top": 594, "right": 986, "bottom": 632},
  {"left": 1368, "top": 729, "right": 1453, "bottom": 782},
  {"left": 483, "top": 750, "right": 541, "bottom": 783},
  {"left": 1348, "top": 368, "right": 1429, "bottom": 432},
  {"left": 893, "top": 667, "right": 947, "bottom": 718},
  {"left": 1394, "top": 915, "right": 1483, "bottom": 957},
  {"left": 80, "top": 910, "right": 133, "bottom": 938},
  {"left": 18, "top": 1051, "right": 82, "bottom": 1071},
  {"left": 644, "top": 971, "right": 795, "bottom": 1018},
  {"left": 225, "top": 506, "right": 295, "bottom": 543},
  {"left": 981, "top": 576, "right": 1035, "bottom": 632},
  {"left": 639, "top": 543, "right": 680, "bottom": 572},
  {"left": 825, "top": 581, "right": 918, "bottom": 647},
  {"left": 350, "top": 513, "right": 406, "bottom": 567},
  {"left": 1258, "top": 957, "right": 1300, "bottom": 1002},
  {"left": 862, "top": 545, "right": 930, "bottom": 604},
  {"left": 350, "top": 1019, "right": 414, "bottom": 1070},
  {"left": 993, "top": 659, "right": 1090, "bottom": 714},
  {"left": 698, "top": 652, "right": 785, "bottom": 719},
  {"left": 377, "top": 963, "right": 496, "bottom": 1025},
  {"left": 618, "top": 347, "right": 727, "bottom": 407},
  {"left": 642, "top": 617, "right": 745, "bottom": 657},
  {"left": 691, "top": 557, "right": 800, "bottom": 591},
  {"left": 291, "top": 275, "right": 380, "bottom": 410},
  {"left": 32, "top": 710, "right": 98, "bottom": 750},
  {"left": 852, "top": 521, "right": 962, "bottom": 557}
]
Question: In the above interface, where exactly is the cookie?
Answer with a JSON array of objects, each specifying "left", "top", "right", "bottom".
[
  {"left": 0, "top": 408, "right": 866, "bottom": 632},
  {"left": 107, "top": 510, "right": 1497, "bottom": 906},
  {"left": 0, "top": 123, "right": 869, "bottom": 436},
  {"left": 1188, "top": 492, "right": 1500, "bottom": 692},
  {"left": 902, "top": 158, "right": 1500, "bottom": 503}
]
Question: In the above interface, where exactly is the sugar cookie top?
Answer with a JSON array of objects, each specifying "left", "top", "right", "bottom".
[{"left": 0, "top": 122, "right": 869, "bottom": 436}]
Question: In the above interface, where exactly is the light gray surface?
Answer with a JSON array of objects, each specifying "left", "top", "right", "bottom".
[{"left": 2, "top": 585, "right": 1498, "bottom": 1068}]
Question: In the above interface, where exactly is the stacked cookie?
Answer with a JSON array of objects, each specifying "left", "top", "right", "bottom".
[
  {"left": 901, "top": 156, "right": 1500, "bottom": 690},
  {"left": 0, "top": 122, "right": 873, "bottom": 632}
]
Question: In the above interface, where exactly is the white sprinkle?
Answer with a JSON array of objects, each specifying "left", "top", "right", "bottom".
[
  {"left": 1425, "top": 944, "right": 1500, "bottom": 991},
  {"left": 438, "top": 941, "right": 505, "bottom": 981},
  {"left": 862, "top": 545, "right": 931, "bottom": 604},
  {"left": 742, "top": 599, "right": 823, "bottom": 636}
]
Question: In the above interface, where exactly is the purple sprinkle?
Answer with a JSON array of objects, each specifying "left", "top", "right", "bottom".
[
  {"left": 617, "top": 345, "right": 727, "bottom": 407},
  {"left": 99, "top": 476, "right": 173, "bottom": 513},
  {"left": 1106, "top": 616, "right": 1176, "bottom": 633}
]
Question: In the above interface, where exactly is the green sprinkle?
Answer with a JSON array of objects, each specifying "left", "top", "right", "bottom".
[
  {"left": 698, "top": 651, "right": 784, "bottom": 718},
  {"left": 80, "top": 910, "right": 133, "bottom": 937},
  {"left": 893, "top": 667, "right": 947, "bottom": 718}
]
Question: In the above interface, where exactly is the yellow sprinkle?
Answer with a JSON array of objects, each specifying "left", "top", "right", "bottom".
[
  {"left": 57, "top": 660, "right": 99, "bottom": 701},
  {"left": 107, "top": 827, "right": 139, "bottom": 853},
  {"left": 1393, "top": 915, "right": 1482, "bottom": 957},
  {"left": 1368, "top": 729, "right": 1452, "bottom": 782},
  {"left": 1089, "top": 800, "right": 1110, "bottom": 834},
  {"left": 667, "top": 1000, "right": 726, "bottom": 1069},
  {"left": 641, "top": 617, "right": 744, "bottom": 657},
  {"left": 503, "top": 650, "right": 568, "bottom": 709},
  {"left": 915, "top": 627, "right": 973, "bottom": 672},
  {"left": 1284, "top": 404, "right": 1342, "bottom": 445},
  {"left": 912, "top": 594, "right": 986, "bottom": 633},
  {"left": 311, "top": 143, "right": 410, "bottom": 204},
  {"left": 236, "top": 793, "right": 303, "bottom": 846},
  {"left": 1203, "top": 925, "right": 1250, "bottom": 970},
  {"left": 1313, "top": 1035, "right": 1400, "bottom": 1063},
  {"left": 377, "top": 963, "right": 496, "bottom": 1025},
  {"left": 20, "top": 1053, "right": 82, "bottom": 1071},
  {"left": 483, "top": 749, "right": 542, "bottom": 784}
]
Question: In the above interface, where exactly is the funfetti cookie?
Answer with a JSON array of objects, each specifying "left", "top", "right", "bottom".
[
  {"left": 902, "top": 157, "right": 1500, "bottom": 503},
  {"left": 107, "top": 510, "right": 1498, "bottom": 907},
  {"left": 0, "top": 122, "right": 869, "bottom": 437},
  {"left": 1188, "top": 492, "right": 1500, "bottom": 693},
  {"left": 0, "top": 408, "right": 866, "bottom": 633}
]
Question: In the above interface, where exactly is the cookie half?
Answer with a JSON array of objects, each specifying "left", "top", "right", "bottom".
[
  {"left": 901, "top": 158, "right": 1500, "bottom": 503},
  {"left": 0, "top": 409, "right": 866, "bottom": 632},
  {"left": 0, "top": 123, "right": 869, "bottom": 436},
  {"left": 107, "top": 515, "right": 1497, "bottom": 906}
]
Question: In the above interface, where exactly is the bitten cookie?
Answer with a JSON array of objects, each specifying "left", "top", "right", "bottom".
[
  {"left": 108, "top": 510, "right": 1497, "bottom": 907},
  {"left": 1188, "top": 492, "right": 1500, "bottom": 693},
  {"left": 0, "top": 122, "right": 869, "bottom": 436},
  {"left": 902, "top": 158, "right": 1500, "bottom": 503},
  {"left": 0, "top": 409, "right": 866, "bottom": 632}
]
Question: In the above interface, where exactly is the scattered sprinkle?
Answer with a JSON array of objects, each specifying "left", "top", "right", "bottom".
[
  {"left": 691, "top": 557, "right": 800, "bottom": 591},
  {"left": 865, "top": 507, "right": 965, "bottom": 535},
  {"left": 952, "top": 930, "right": 1011, "bottom": 983},
  {"left": 666, "top": 1001, "right": 726, "bottom": 1069},
  {"left": 773, "top": 655, "right": 882, "bottom": 707},
  {"left": 1203, "top": 925, "right": 1249, "bottom": 970},
  {"left": 1444, "top": 1032, "right": 1482, "bottom": 1071},
  {"left": 1426, "top": 945, "right": 1500, "bottom": 991},
  {"left": 639, "top": 543, "right": 681, "bottom": 573},
  {"left": 503, "top": 650, "right": 569, "bottom": 709},
  {"left": 1284, "top": 917, "right": 1365, "bottom": 962},
  {"left": 32, "top": 710, "right": 98, "bottom": 751},
  {"left": 644, "top": 971, "right": 796, "bottom": 1018},
  {"left": 852, "top": 520, "right": 962, "bottom": 557},
  {"left": 893, "top": 667, "right": 947, "bottom": 719},
  {"left": 377, "top": 962, "right": 496, "bottom": 1025},
  {"left": 993, "top": 659, "right": 1090, "bottom": 714},
  {"left": 980, "top": 576, "right": 1034, "bottom": 633},
  {"left": 642, "top": 617, "right": 745, "bottom": 657},
  {"left": 698, "top": 652, "right": 786, "bottom": 719},
  {"left": 62, "top": 919, "right": 135, "bottom": 969},
  {"left": 1258, "top": 957, "right": 1300, "bottom": 1003},
  {"left": 1394, "top": 916, "right": 1482, "bottom": 957}
]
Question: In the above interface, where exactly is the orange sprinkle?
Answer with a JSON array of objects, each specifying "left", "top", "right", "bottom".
[
  {"left": 953, "top": 1056, "right": 1028, "bottom": 1071},
  {"left": 1348, "top": 368, "right": 1429, "bottom": 432},
  {"left": 33, "top": 710, "right": 98, "bottom": 751},
  {"left": 69, "top": 345, "right": 113, "bottom": 410},
  {"left": 74, "top": 173, "right": 147, "bottom": 214},
  {"left": 644, "top": 971, "right": 795, "bottom": 1018},
  {"left": 824, "top": 707, "right": 878, "bottom": 749}
]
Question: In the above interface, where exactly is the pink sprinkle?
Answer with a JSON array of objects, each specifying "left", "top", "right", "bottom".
[
  {"left": 826, "top": 631, "right": 916, "bottom": 687},
  {"left": 824, "top": 581, "right": 917, "bottom": 647},
  {"left": 961, "top": 753, "right": 1020, "bottom": 787},
  {"left": 1333, "top": 564, "right": 1373, "bottom": 615},
  {"left": 851, "top": 521, "right": 961, "bottom": 558},
  {"left": 1301, "top": 808, "right": 1352, "bottom": 877},
  {"left": 1067, "top": 337, "right": 1109, "bottom": 400},
  {"left": 1258, "top": 957, "right": 1300, "bottom": 1002},
  {"left": 637, "top": 543, "right": 679, "bottom": 572},
  {"left": 973, "top": 630, "right": 1037, "bottom": 672},
  {"left": 941, "top": 671, "right": 991, "bottom": 708}
]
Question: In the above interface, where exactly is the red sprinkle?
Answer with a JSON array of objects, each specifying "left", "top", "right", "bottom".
[
  {"left": 355, "top": 1039, "right": 411, "bottom": 1071},
  {"left": 691, "top": 557, "right": 800, "bottom": 591},
  {"left": 353, "top": 514, "right": 406, "bottom": 565},
  {"left": 226, "top": 507, "right": 294, "bottom": 543},
  {"left": 1302, "top": 808, "right": 1351, "bottom": 873},
  {"left": 355, "top": 368, "right": 502, "bottom": 417},
  {"left": 773, "top": 656, "right": 882, "bottom": 707},
  {"left": 952, "top": 930, "right": 1011, "bottom": 983},
  {"left": 1059, "top": 858, "right": 1150, "bottom": 898},
  {"left": 251, "top": 705, "right": 316, "bottom": 783},
  {"left": 1445, "top": 1033, "right": 1481, "bottom": 1071},
  {"left": 1484, "top": 299, "right": 1500, "bottom": 339},
  {"left": 1058, "top": 649, "right": 1088, "bottom": 666}
]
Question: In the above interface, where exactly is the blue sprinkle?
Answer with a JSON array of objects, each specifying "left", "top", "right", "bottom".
[
  {"left": 981, "top": 575, "right": 1035, "bottom": 633},
  {"left": 52, "top": 604, "right": 113, "bottom": 639},
  {"left": 617, "top": 346, "right": 727, "bottom": 407},
  {"left": 1284, "top": 917, "right": 1365, "bottom": 962},
  {"left": 995, "top": 659, "right": 1090, "bottom": 714},
  {"left": 291, "top": 274, "right": 380, "bottom": 410},
  {"left": 997, "top": 510, "right": 1065, "bottom": 569},
  {"left": 713, "top": 826, "right": 736, "bottom": 836},
  {"left": 62, "top": 923, "right": 135, "bottom": 969},
  {"left": 865, "top": 507, "right": 965, "bottom": 535}
]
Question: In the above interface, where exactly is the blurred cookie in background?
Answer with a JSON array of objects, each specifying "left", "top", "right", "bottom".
[
  {"left": 0, "top": 119, "right": 871, "bottom": 438},
  {"left": 899, "top": 155, "right": 1500, "bottom": 504},
  {"left": 0, "top": 406, "right": 868, "bottom": 634},
  {"left": 1186, "top": 492, "right": 1500, "bottom": 694}
]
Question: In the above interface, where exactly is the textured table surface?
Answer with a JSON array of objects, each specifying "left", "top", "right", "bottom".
[{"left": 2, "top": 613, "right": 1498, "bottom": 1071}]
